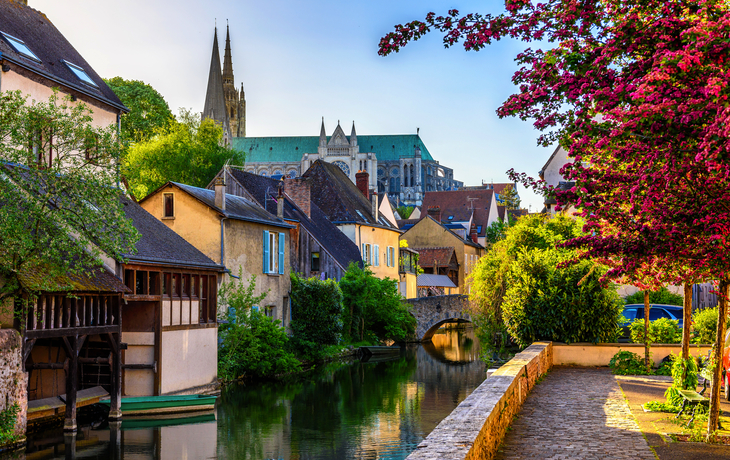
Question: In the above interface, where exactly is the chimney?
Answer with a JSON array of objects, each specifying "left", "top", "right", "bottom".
[
  {"left": 355, "top": 170, "right": 369, "bottom": 200},
  {"left": 277, "top": 182, "right": 284, "bottom": 219},
  {"left": 214, "top": 176, "right": 226, "bottom": 210},
  {"left": 283, "top": 177, "right": 311, "bottom": 219},
  {"left": 372, "top": 191, "right": 379, "bottom": 222},
  {"left": 470, "top": 223, "right": 478, "bottom": 243},
  {"left": 427, "top": 205, "right": 441, "bottom": 222}
]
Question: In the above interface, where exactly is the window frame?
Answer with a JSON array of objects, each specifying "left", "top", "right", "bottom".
[{"left": 163, "top": 193, "right": 175, "bottom": 219}]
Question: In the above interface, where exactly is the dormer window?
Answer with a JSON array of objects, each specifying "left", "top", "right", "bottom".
[
  {"left": 1, "top": 31, "right": 40, "bottom": 61},
  {"left": 62, "top": 60, "right": 97, "bottom": 87}
]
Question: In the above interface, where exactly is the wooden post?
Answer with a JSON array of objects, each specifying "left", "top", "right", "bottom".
[
  {"left": 107, "top": 331, "right": 122, "bottom": 420},
  {"left": 63, "top": 335, "right": 86, "bottom": 432},
  {"left": 64, "top": 432, "right": 77, "bottom": 460},
  {"left": 682, "top": 283, "right": 692, "bottom": 362},
  {"left": 108, "top": 420, "right": 122, "bottom": 460},
  {"left": 644, "top": 290, "right": 651, "bottom": 372},
  {"left": 707, "top": 277, "right": 728, "bottom": 437}
]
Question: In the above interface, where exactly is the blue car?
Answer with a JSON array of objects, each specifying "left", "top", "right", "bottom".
[{"left": 619, "top": 304, "right": 685, "bottom": 342}]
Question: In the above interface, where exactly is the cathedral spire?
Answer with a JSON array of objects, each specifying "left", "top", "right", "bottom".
[
  {"left": 203, "top": 26, "right": 230, "bottom": 142},
  {"left": 319, "top": 117, "right": 326, "bottom": 147},
  {"left": 350, "top": 121, "right": 358, "bottom": 146},
  {"left": 222, "top": 22, "right": 234, "bottom": 84}
]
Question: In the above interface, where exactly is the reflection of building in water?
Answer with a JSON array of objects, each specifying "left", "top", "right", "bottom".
[{"left": 427, "top": 325, "right": 480, "bottom": 363}]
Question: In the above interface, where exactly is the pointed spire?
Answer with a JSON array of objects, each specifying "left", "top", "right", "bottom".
[
  {"left": 203, "top": 26, "right": 230, "bottom": 140},
  {"left": 350, "top": 121, "right": 357, "bottom": 146},
  {"left": 223, "top": 22, "right": 234, "bottom": 83},
  {"left": 319, "top": 117, "right": 326, "bottom": 147}
]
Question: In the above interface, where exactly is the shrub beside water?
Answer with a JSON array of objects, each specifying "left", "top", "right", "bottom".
[{"left": 290, "top": 274, "right": 344, "bottom": 361}]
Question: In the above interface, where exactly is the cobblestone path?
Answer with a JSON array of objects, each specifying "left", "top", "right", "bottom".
[{"left": 496, "top": 367, "right": 656, "bottom": 460}]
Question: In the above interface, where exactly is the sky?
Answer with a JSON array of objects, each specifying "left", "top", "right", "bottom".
[{"left": 33, "top": 0, "right": 553, "bottom": 212}]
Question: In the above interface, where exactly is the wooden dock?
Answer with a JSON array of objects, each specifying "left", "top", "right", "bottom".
[{"left": 28, "top": 386, "right": 109, "bottom": 423}]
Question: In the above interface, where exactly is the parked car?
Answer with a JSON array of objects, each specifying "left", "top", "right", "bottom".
[{"left": 618, "top": 304, "right": 685, "bottom": 342}]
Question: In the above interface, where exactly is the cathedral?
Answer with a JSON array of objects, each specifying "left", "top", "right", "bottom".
[{"left": 202, "top": 27, "right": 462, "bottom": 206}]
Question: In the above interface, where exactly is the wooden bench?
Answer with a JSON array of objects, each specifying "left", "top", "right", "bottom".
[{"left": 676, "top": 389, "right": 709, "bottom": 427}]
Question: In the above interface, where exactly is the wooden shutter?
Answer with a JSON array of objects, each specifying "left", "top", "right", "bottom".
[
  {"left": 374, "top": 245, "right": 380, "bottom": 266},
  {"left": 263, "top": 230, "right": 270, "bottom": 273},
  {"left": 278, "top": 232, "right": 285, "bottom": 275}
]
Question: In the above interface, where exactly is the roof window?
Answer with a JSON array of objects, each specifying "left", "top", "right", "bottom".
[
  {"left": 1, "top": 31, "right": 40, "bottom": 61},
  {"left": 62, "top": 60, "right": 97, "bottom": 87},
  {"left": 448, "top": 215, "right": 454, "bottom": 220}
]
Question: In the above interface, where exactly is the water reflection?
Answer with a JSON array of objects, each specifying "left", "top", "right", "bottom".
[{"left": 10, "top": 325, "right": 484, "bottom": 460}]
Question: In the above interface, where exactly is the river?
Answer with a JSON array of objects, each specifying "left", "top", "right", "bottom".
[{"left": 14, "top": 325, "right": 485, "bottom": 460}]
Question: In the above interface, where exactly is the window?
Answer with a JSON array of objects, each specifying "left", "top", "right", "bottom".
[
  {"left": 163, "top": 193, "right": 174, "bottom": 218},
  {"left": 62, "top": 60, "right": 98, "bottom": 87},
  {"left": 84, "top": 132, "right": 100, "bottom": 163},
  {"left": 263, "top": 230, "right": 286, "bottom": 274},
  {"left": 1, "top": 31, "right": 40, "bottom": 61},
  {"left": 373, "top": 245, "right": 380, "bottom": 266},
  {"left": 389, "top": 246, "right": 396, "bottom": 267},
  {"left": 311, "top": 252, "right": 320, "bottom": 271},
  {"left": 361, "top": 243, "right": 371, "bottom": 264},
  {"left": 265, "top": 306, "right": 275, "bottom": 318}
]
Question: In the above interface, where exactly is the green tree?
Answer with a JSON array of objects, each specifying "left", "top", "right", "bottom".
[
  {"left": 217, "top": 273, "right": 300, "bottom": 381},
  {"left": 500, "top": 185, "right": 521, "bottom": 210},
  {"left": 290, "top": 274, "right": 344, "bottom": 360},
  {"left": 469, "top": 214, "right": 622, "bottom": 348},
  {"left": 123, "top": 109, "right": 245, "bottom": 199},
  {"left": 104, "top": 77, "right": 173, "bottom": 144},
  {"left": 624, "top": 287, "right": 683, "bottom": 307},
  {"left": 0, "top": 90, "right": 139, "bottom": 310},
  {"left": 396, "top": 206, "right": 413, "bottom": 219}
]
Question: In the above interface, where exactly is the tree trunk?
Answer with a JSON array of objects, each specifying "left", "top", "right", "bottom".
[
  {"left": 707, "top": 277, "right": 728, "bottom": 438},
  {"left": 681, "top": 282, "right": 693, "bottom": 388},
  {"left": 644, "top": 291, "right": 651, "bottom": 372}
]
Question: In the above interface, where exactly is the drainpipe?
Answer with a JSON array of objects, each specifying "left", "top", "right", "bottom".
[
  {"left": 220, "top": 217, "right": 228, "bottom": 275},
  {"left": 116, "top": 111, "right": 121, "bottom": 189}
]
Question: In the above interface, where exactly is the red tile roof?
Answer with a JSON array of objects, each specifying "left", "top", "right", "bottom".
[
  {"left": 411, "top": 247, "right": 458, "bottom": 269},
  {"left": 421, "top": 189, "right": 495, "bottom": 235}
]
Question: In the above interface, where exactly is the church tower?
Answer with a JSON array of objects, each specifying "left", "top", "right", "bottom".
[
  {"left": 222, "top": 24, "right": 245, "bottom": 137},
  {"left": 202, "top": 26, "right": 230, "bottom": 143}
]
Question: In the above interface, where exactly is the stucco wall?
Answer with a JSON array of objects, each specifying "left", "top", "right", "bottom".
[
  {"left": 0, "top": 330, "right": 27, "bottom": 444},
  {"left": 160, "top": 328, "right": 217, "bottom": 395},
  {"left": 342, "top": 223, "right": 400, "bottom": 280},
  {"left": 553, "top": 343, "right": 712, "bottom": 367},
  {"left": 1, "top": 70, "right": 118, "bottom": 128},
  {"left": 141, "top": 185, "right": 223, "bottom": 264},
  {"left": 406, "top": 342, "right": 553, "bottom": 460},
  {"left": 121, "top": 332, "right": 155, "bottom": 396}
]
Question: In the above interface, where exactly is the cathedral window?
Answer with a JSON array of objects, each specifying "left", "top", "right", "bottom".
[{"left": 333, "top": 161, "right": 350, "bottom": 176}]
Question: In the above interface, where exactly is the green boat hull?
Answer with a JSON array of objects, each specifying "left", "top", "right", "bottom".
[{"left": 98, "top": 395, "right": 218, "bottom": 415}]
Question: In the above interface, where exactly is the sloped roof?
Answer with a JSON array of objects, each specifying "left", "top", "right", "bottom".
[
  {"left": 222, "top": 168, "right": 363, "bottom": 271},
  {"left": 18, "top": 257, "right": 129, "bottom": 294},
  {"left": 421, "top": 189, "right": 495, "bottom": 237},
  {"left": 0, "top": 1, "right": 126, "bottom": 111},
  {"left": 406, "top": 216, "right": 484, "bottom": 249},
  {"left": 302, "top": 160, "right": 396, "bottom": 229},
  {"left": 497, "top": 205, "right": 506, "bottom": 222},
  {"left": 232, "top": 134, "right": 434, "bottom": 163},
  {"left": 202, "top": 27, "right": 228, "bottom": 135},
  {"left": 121, "top": 196, "right": 222, "bottom": 270},
  {"left": 417, "top": 274, "right": 457, "bottom": 288},
  {"left": 411, "top": 247, "right": 458, "bottom": 269}
]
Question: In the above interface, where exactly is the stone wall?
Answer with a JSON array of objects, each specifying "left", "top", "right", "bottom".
[
  {"left": 406, "top": 342, "right": 552, "bottom": 460},
  {"left": 405, "top": 295, "right": 470, "bottom": 341},
  {"left": 553, "top": 342, "right": 712, "bottom": 367},
  {"left": 0, "top": 329, "right": 27, "bottom": 445}
]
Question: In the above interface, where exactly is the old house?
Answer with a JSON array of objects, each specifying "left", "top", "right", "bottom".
[
  {"left": 420, "top": 190, "right": 500, "bottom": 247},
  {"left": 539, "top": 146, "right": 576, "bottom": 215},
  {"left": 400, "top": 216, "right": 485, "bottom": 294},
  {"left": 139, "top": 181, "right": 293, "bottom": 326},
  {"left": 119, "top": 197, "right": 223, "bottom": 397},
  {"left": 413, "top": 247, "right": 459, "bottom": 288},
  {"left": 301, "top": 160, "right": 401, "bottom": 280},
  {"left": 208, "top": 167, "right": 363, "bottom": 280}
]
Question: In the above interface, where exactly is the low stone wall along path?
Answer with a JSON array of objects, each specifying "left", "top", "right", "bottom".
[{"left": 496, "top": 367, "right": 656, "bottom": 460}]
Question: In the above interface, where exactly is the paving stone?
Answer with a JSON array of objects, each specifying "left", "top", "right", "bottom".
[{"left": 496, "top": 368, "right": 656, "bottom": 460}]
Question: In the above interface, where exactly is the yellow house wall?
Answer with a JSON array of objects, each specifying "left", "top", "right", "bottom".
[
  {"left": 223, "top": 220, "right": 292, "bottom": 326},
  {"left": 160, "top": 328, "right": 217, "bottom": 395},
  {"left": 1, "top": 70, "right": 118, "bottom": 128},
  {"left": 399, "top": 272, "right": 418, "bottom": 299},
  {"left": 342, "top": 224, "right": 400, "bottom": 280},
  {"left": 140, "top": 185, "right": 223, "bottom": 264},
  {"left": 400, "top": 218, "right": 483, "bottom": 293}
]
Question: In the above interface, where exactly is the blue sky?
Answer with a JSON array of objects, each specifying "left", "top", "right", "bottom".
[{"left": 34, "top": 0, "right": 552, "bottom": 212}]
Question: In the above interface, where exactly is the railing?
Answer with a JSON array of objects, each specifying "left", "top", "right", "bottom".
[{"left": 24, "top": 293, "right": 120, "bottom": 339}]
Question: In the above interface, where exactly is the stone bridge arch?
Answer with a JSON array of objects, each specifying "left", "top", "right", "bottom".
[{"left": 404, "top": 294, "right": 471, "bottom": 342}]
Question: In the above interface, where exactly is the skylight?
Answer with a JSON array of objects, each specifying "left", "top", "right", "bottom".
[
  {"left": 62, "top": 60, "right": 97, "bottom": 87},
  {"left": 448, "top": 215, "right": 454, "bottom": 220},
  {"left": 1, "top": 31, "right": 40, "bottom": 61}
]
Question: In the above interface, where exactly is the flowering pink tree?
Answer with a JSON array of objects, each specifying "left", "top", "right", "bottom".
[{"left": 380, "top": 0, "right": 730, "bottom": 435}]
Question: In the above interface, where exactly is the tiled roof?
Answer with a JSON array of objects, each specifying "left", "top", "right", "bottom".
[
  {"left": 232, "top": 134, "right": 434, "bottom": 163},
  {"left": 411, "top": 247, "right": 458, "bottom": 269},
  {"left": 223, "top": 168, "right": 363, "bottom": 271},
  {"left": 18, "top": 258, "right": 129, "bottom": 294},
  {"left": 396, "top": 218, "right": 420, "bottom": 230},
  {"left": 0, "top": 1, "right": 126, "bottom": 111},
  {"left": 171, "top": 182, "right": 292, "bottom": 229},
  {"left": 121, "top": 196, "right": 222, "bottom": 270},
  {"left": 421, "top": 189, "right": 495, "bottom": 236},
  {"left": 417, "top": 274, "right": 457, "bottom": 288},
  {"left": 302, "top": 160, "right": 395, "bottom": 228}
]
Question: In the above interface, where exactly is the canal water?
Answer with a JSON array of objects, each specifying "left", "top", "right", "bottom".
[{"left": 12, "top": 325, "right": 485, "bottom": 460}]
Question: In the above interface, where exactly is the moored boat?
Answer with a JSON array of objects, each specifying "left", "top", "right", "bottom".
[{"left": 98, "top": 394, "right": 217, "bottom": 416}]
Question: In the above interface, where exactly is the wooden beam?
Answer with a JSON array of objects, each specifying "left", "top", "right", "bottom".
[
  {"left": 64, "top": 335, "right": 79, "bottom": 432},
  {"left": 108, "top": 332, "right": 122, "bottom": 420},
  {"left": 25, "top": 325, "right": 119, "bottom": 340}
]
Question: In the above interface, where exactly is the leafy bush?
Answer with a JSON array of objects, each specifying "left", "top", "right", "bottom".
[
  {"left": 0, "top": 403, "right": 19, "bottom": 446},
  {"left": 218, "top": 274, "right": 300, "bottom": 381},
  {"left": 470, "top": 214, "right": 623, "bottom": 349},
  {"left": 290, "top": 274, "right": 344, "bottom": 360},
  {"left": 691, "top": 307, "right": 717, "bottom": 344},
  {"left": 629, "top": 317, "right": 681, "bottom": 344},
  {"left": 609, "top": 351, "right": 649, "bottom": 375},
  {"left": 664, "top": 355, "right": 699, "bottom": 407},
  {"left": 340, "top": 263, "right": 416, "bottom": 343},
  {"left": 624, "top": 287, "right": 683, "bottom": 306}
]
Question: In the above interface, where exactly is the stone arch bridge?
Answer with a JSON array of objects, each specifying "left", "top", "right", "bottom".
[{"left": 404, "top": 294, "right": 471, "bottom": 342}]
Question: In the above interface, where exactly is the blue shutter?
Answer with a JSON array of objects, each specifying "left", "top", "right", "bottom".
[
  {"left": 278, "top": 232, "right": 285, "bottom": 275},
  {"left": 263, "top": 230, "right": 270, "bottom": 273},
  {"left": 374, "top": 245, "right": 380, "bottom": 266}
]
